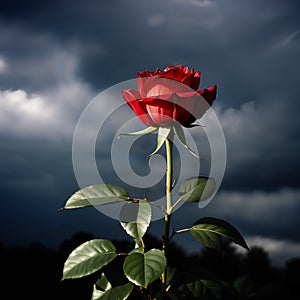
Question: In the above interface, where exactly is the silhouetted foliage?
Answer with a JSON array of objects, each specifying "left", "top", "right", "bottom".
[{"left": 1, "top": 233, "right": 299, "bottom": 299}]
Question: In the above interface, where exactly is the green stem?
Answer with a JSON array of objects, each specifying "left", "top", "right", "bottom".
[
  {"left": 162, "top": 133, "right": 174, "bottom": 293},
  {"left": 166, "top": 135, "right": 173, "bottom": 215}
]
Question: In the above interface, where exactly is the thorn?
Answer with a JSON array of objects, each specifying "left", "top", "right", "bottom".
[{"left": 172, "top": 178, "right": 177, "bottom": 189}]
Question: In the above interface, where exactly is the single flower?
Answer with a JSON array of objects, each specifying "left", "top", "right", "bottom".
[{"left": 122, "top": 65, "right": 217, "bottom": 127}]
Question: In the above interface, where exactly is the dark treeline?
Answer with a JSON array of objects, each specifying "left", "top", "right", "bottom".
[{"left": 1, "top": 232, "right": 299, "bottom": 300}]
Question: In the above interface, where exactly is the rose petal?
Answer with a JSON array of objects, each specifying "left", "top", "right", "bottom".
[
  {"left": 191, "top": 71, "right": 200, "bottom": 90},
  {"left": 122, "top": 89, "right": 155, "bottom": 126},
  {"left": 181, "top": 73, "right": 195, "bottom": 89},
  {"left": 142, "top": 77, "right": 190, "bottom": 97},
  {"left": 145, "top": 98, "right": 175, "bottom": 126},
  {"left": 173, "top": 92, "right": 198, "bottom": 125},
  {"left": 163, "top": 68, "right": 186, "bottom": 82},
  {"left": 198, "top": 85, "right": 217, "bottom": 106},
  {"left": 137, "top": 71, "right": 154, "bottom": 96},
  {"left": 174, "top": 91, "right": 215, "bottom": 124},
  {"left": 124, "top": 66, "right": 217, "bottom": 127}
]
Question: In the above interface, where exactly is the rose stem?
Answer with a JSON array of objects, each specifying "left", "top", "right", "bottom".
[{"left": 162, "top": 132, "right": 174, "bottom": 292}]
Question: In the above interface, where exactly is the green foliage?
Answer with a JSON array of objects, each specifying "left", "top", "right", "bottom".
[
  {"left": 120, "top": 126, "right": 158, "bottom": 136},
  {"left": 186, "top": 279, "right": 222, "bottom": 299},
  {"left": 166, "top": 266, "right": 177, "bottom": 285},
  {"left": 120, "top": 200, "right": 152, "bottom": 244},
  {"left": 123, "top": 249, "right": 167, "bottom": 288},
  {"left": 168, "top": 278, "right": 222, "bottom": 300},
  {"left": 94, "top": 273, "right": 111, "bottom": 291},
  {"left": 190, "top": 217, "right": 249, "bottom": 250},
  {"left": 173, "top": 123, "right": 199, "bottom": 158},
  {"left": 92, "top": 273, "right": 133, "bottom": 300},
  {"left": 149, "top": 126, "right": 171, "bottom": 156},
  {"left": 61, "top": 119, "right": 249, "bottom": 299},
  {"left": 233, "top": 275, "right": 255, "bottom": 299},
  {"left": 63, "top": 184, "right": 129, "bottom": 209},
  {"left": 62, "top": 239, "right": 117, "bottom": 280},
  {"left": 178, "top": 177, "right": 216, "bottom": 202}
]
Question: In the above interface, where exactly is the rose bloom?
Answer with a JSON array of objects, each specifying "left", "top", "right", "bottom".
[{"left": 122, "top": 65, "right": 217, "bottom": 127}]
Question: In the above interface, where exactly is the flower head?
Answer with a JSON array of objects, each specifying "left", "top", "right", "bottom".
[{"left": 122, "top": 65, "right": 217, "bottom": 127}]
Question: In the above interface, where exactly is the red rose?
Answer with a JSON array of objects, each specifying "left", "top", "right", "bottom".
[{"left": 122, "top": 65, "right": 217, "bottom": 127}]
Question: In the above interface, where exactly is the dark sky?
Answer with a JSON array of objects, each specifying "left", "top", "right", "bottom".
[{"left": 0, "top": 0, "right": 300, "bottom": 265}]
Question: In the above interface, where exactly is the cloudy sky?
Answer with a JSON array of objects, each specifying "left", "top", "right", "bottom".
[{"left": 1, "top": 0, "right": 300, "bottom": 266}]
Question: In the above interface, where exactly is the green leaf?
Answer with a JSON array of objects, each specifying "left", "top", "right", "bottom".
[
  {"left": 123, "top": 249, "right": 166, "bottom": 288},
  {"left": 190, "top": 217, "right": 249, "bottom": 250},
  {"left": 168, "top": 275, "right": 222, "bottom": 300},
  {"left": 186, "top": 279, "right": 222, "bottom": 299},
  {"left": 63, "top": 184, "right": 128, "bottom": 209},
  {"left": 129, "top": 246, "right": 144, "bottom": 254},
  {"left": 92, "top": 281, "right": 134, "bottom": 300},
  {"left": 173, "top": 123, "right": 199, "bottom": 158},
  {"left": 62, "top": 239, "right": 117, "bottom": 280},
  {"left": 148, "top": 126, "right": 171, "bottom": 156},
  {"left": 94, "top": 273, "right": 111, "bottom": 291},
  {"left": 178, "top": 177, "right": 216, "bottom": 202},
  {"left": 190, "top": 228, "right": 221, "bottom": 250},
  {"left": 233, "top": 275, "right": 254, "bottom": 298},
  {"left": 120, "top": 200, "right": 152, "bottom": 243},
  {"left": 120, "top": 126, "right": 158, "bottom": 136},
  {"left": 166, "top": 266, "right": 177, "bottom": 285}
]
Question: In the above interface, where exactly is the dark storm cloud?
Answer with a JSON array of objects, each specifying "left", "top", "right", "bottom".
[
  {"left": 0, "top": 23, "right": 80, "bottom": 91},
  {"left": 218, "top": 96, "right": 300, "bottom": 191},
  {"left": 0, "top": 133, "right": 127, "bottom": 247},
  {"left": 1, "top": 0, "right": 299, "bottom": 91}
]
